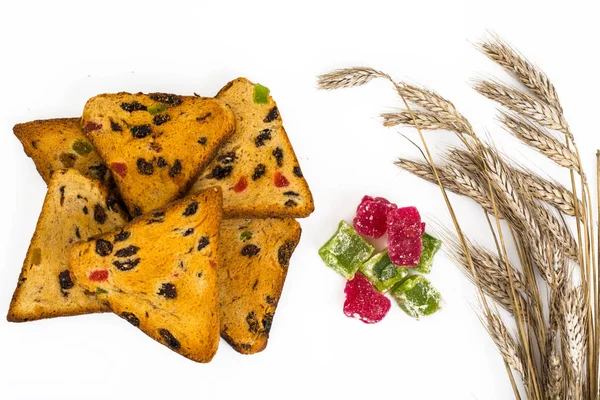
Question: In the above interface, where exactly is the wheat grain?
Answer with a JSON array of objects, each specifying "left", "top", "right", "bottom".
[
  {"left": 317, "top": 67, "right": 390, "bottom": 90},
  {"left": 381, "top": 111, "right": 462, "bottom": 131}
]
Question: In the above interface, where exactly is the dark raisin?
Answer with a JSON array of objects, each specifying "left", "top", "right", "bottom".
[
  {"left": 278, "top": 240, "right": 297, "bottom": 269},
  {"left": 149, "top": 93, "right": 182, "bottom": 106},
  {"left": 240, "top": 343, "right": 252, "bottom": 351},
  {"left": 266, "top": 295, "right": 277, "bottom": 306},
  {"left": 75, "top": 226, "right": 81, "bottom": 239},
  {"left": 113, "top": 258, "right": 140, "bottom": 271},
  {"left": 94, "top": 204, "right": 107, "bottom": 224},
  {"left": 246, "top": 312, "right": 261, "bottom": 334},
  {"left": 106, "top": 196, "right": 118, "bottom": 212},
  {"left": 182, "top": 228, "right": 194, "bottom": 236},
  {"left": 158, "top": 328, "right": 181, "bottom": 350},
  {"left": 59, "top": 153, "right": 78, "bottom": 168},
  {"left": 122, "top": 312, "right": 140, "bottom": 327},
  {"left": 254, "top": 129, "right": 272, "bottom": 147},
  {"left": 147, "top": 211, "right": 165, "bottom": 224},
  {"left": 241, "top": 244, "right": 260, "bottom": 257},
  {"left": 183, "top": 201, "right": 198, "bottom": 216},
  {"left": 196, "top": 112, "right": 212, "bottom": 122},
  {"left": 272, "top": 147, "right": 284, "bottom": 167},
  {"left": 197, "top": 272, "right": 203, "bottom": 278},
  {"left": 110, "top": 120, "right": 122, "bottom": 132},
  {"left": 264, "top": 106, "right": 279, "bottom": 123},
  {"left": 59, "top": 185, "right": 65, "bottom": 206},
  {"left": 32, "top": 140, "right": 38, "bottom": 149},
  {"left": 149, "top": 142, "right": 162, "bottom": 153},
  {"left": 211, "top": 165, "right": 233, "bottom": 180},
  {"left": 95, "top": 239, "right": 113, "bottom": 256},
  {"left": 131, "top": 124, "right": 152, "bottom": 139},
  {"left": 293, "top": 166, "right": 303, "bottom": 177},
  {"left": 197, "top": 236, "right": 210, "bottom": 251},
  {"left": 115, "top": 245, "right": 140, "bottom": 258},
  {"left": 157, "top": 283, "right": 177, "bottom": 299},
  {"left": 284, "top": 199, "right": 298, "bottom": 208},
  {"left": 168, "top": 160, "right": 182, "bottom": 178},
  {"left": 252, "top": 164, "right": 266, "bottom": 180},
  {"left": 284, "top": 191, "right": 299, "bottom": 197},
  {"left": 217, "top": 151, "right": 237, "bottom": 164},
  {"left": 132, "top": 205, "right": 143, "bottom": 217},
  {"left": 252, "top": 280, "right": 258, "bottom": 290},
  {"left": 82, "top": 206, "right": 88, "bottom": 215},
  {"left": 262, "top": 312, "right": 274, "bottom": 334},
  {"left": 114, "top": 231, "right": 130, "bottom": 242},
  {"left": 136, "top": 158, "right": 154, "bottom": 175},
  {"left": 153, "top": 113, "right": 170, "bottom": 126},
  {"left": 89, "top": 164, "right": 108, "bottom": 181},
  {"left": 198, "top": 137, "right": 207, "bottom": 145},
  {"left": 157, "top": 157, "right": 167, "bottom": 168},
  {"left": 120, "top": 101, "right": 147, "bottom": 112},
  {"left": 58, "top": 270, "right": 74, "bottom": 291}
]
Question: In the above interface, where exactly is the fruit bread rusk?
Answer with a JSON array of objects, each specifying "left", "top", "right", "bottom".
[
  {"left": 13, "top": 118, "right": 112, "bottom": 186},
  {"left": 81, "top": 92, "right": 235, "bottom": 217},
  {"left": 192, "top": 78, "right": 314, "bottom": 218},
  {"left": 69, "top": 187, "right": 222, "bottom": 363},
  {"left": 7, "top": 169, "right": 128, "bottom": 322},
  {"left": 219, "top": 218, "right": 301, "bottom": 354}
]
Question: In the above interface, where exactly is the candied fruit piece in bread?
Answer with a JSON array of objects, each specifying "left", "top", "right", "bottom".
[
  {"left": 69, "top": 188, "right": 222, "bottom": 363},
  {"left": 219, "top": 218, "right": 301, "bottom": 354},
  {"left": 13, "top": 118, "right": 112, "bottom": 185},
  {"left": 7, "top": 169, "right": 128, "bottom": 322},
  {"left": 81, "top": 92, "right": 235, "bottom": 216},
  {"left": 191, "top": 78, "right": 314, "bottom": 218}
]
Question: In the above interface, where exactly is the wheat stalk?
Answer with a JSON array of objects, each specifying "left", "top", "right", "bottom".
[{"left": 483, "top": 310, "right": 527, "bottom": 379}]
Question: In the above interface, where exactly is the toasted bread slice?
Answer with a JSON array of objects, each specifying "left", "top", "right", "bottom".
[
  {"left": 70, "top": 187, "right": 222, "bottom": 363},
  {"left": 13, "top": 118, "right": 112, "bottom": 185},
  {"left": 81, "top": 92, "right": 235, "bottom": 216},
  {"left": 191, "top": 78, "right": 314, "bottom": 218},
  {"left": 7, "top": 169, "right": 128, "bottom": 322},
  {"left": 219, "top": 218, "right": 301, "bottom": 354}
]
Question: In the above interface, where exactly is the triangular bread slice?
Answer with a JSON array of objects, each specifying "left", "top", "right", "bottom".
[
  {"left": 191, "top": 78, "right": 314, "bottom": 218},
  {"left": 81, "top": 92, "right": 235, "bottom": 216},
  {"left": 219, "top": 218, "right": 301, "bottom": 354},
  {"left": 69, "top": 187, "right": 222, "bottom": 363},
  {"left": 7, "top": 169, "right": 128, "bottom": 322},
  {"left": 13, "top": 118, "right": 112, "bottom": 185}
]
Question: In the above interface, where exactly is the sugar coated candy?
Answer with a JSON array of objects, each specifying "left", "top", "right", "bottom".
[
  {"left": 353, "top": 196, "right": 398, "bottom": 238},
  {"left": 387, "top": 206, "right": 424, "bottom": 266},
  {"left": 388, "top": 237, "right": 422, "bottom": 267},
  {"left": 319, "top": 221, "right": 375, "bottom": 279},
  {"left": 414, "top": 233, "right": 443, "bottom": 274},
  {"left": 387, "top": 206, "right": 424, "bottom": 238},
  {"left": 359, "top": 249, "right": 409, "bottom": 293},
  {"left": 390, "top": 275, "right": 442, "bottom": 319},
  {"left": 343, "top": 273, "right": 391, "bottom": 324}
]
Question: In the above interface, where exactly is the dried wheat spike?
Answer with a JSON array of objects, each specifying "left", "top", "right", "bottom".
[
  {"left": 317, "top": 67, "right": 389, "bottom": 90},
  {"left": 482, "top": 310, "right": 527, "bottom": 379},
  {"left": 382, "top": 111, "right": 461, "bottom": 132},
  {"left": 560, "top": 284, "right": 587, "bottom": 377}
]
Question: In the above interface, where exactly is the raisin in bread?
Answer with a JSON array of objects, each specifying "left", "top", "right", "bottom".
[
  {"left": 7, "top": 169, "right": 128, "bottom": 322},
  {"left": 13, "top": 118, "right": 112, "bottom": 185},
  {"left": 219, "top": 218, "right": 301, "bottom": 354},
  {"left": 69, "top": 187, "right": 222, "bottom": 363},
  {"left": 81, "top": 93, "right": 235, "bottom": 216},
  {"left": 191, "top": 78, "right": 314, "bottom": 218}
]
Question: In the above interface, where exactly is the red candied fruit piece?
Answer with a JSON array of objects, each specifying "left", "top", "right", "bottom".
[
  {"left": 111, "top": 162, "right": 128, "bottom": 178},
  {"left": 233, "top": 176, "right": 248, "bottom": 193},
  {"left": 353, "top": 195, "right": 398, "bottom": 239},
  {"left": 387, "top": 206, "right": 423, "bottom": 238},
  {"left": 343, "top": 273, "right": 391, "bottom": 324},
  {"left": 388, "top": 236, "right": 423, "bottom": 266},
  {"left": 274, "top": 172, "right": 290, "bottom": 188},
  {"left": 84, "top": 121, "right": 102, "bottom": 133},
  {"left": 89, "top": 269, "right": 109, "bottom": 282}
]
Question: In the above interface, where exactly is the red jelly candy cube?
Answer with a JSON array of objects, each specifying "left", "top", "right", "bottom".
[
  {"left": 353, "top": 196, "right": 398, "bottom": 238},
  {"left": 388, "top": 236, "right": 423, "bottom": 266},
  {"left": 387, "top": 206, "right": 423, "bottom": 238},
  {"left": 343, "top": 273, "right": 391, "bottom": 324}
]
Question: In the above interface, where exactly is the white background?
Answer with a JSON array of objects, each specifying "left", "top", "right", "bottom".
[{"left": 1, "top": 1, "right": 598, "bottom": 399}]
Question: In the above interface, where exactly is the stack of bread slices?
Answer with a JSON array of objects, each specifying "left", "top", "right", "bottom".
[{"left": 8, "top": 78, "right": 314, "bottom": 363}]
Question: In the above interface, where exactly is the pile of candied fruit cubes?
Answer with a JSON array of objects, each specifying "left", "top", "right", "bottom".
[{"left": 319, "top": 196, "right": 443, "bottom": 323}]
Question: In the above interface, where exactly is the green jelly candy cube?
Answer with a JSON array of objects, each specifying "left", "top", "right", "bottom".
[
  {"left": 391, "top": 275, "right": 442, "bottom": 319},
  {"left": 253, "top": 84, "right": 270, "bottom": 104},
  {"left": 414, "top": 233, "right": 443, "bottom": 274},
  {"left": 319, "top": 221, "right": 374, "bottom": 279},
  {"left": 359, "top": 249, "right": 408, "bottom": 293}
]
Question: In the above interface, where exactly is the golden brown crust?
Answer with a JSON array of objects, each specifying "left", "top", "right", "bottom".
[
  {"left": 70, "top": 187, "right": 223, "bottom": 363},
  {"left": 192, "top": 78, "right": 314, "bottom": 219},
  {"left": 7, "top": 169, "right": 128, "bottom": 322},
  {"left": 218, "top": 218, "right": 301, "bottom": 354}
]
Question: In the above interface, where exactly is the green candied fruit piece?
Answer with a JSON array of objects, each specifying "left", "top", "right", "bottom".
[
  {"left": 72, "top": 140, "right": 94, "bottom": 155},
  {"left": 240, "top": 231, "right": 253, "bottom": 241},
  {"left": 253, "top": 84, "right": 270, "bottom": 104},
  {"left": 147, "top": 103, "right": 168, "bottom": 115},
  {"left": 414, "top": 233, "right": 443, "bottom": 274},
  {"left": 359, "top": 249, "right": 408, "bottom": 293},
  {"left": 391, "top": 275, "right": 442, "bottom": 319},
  {"left": 319, "top": 221, "right": 374, "bottom": 279}
]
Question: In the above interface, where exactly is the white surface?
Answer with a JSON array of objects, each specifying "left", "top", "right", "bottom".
[{"left": 0, "top": 1, "right": 598, "bottom": 399}]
